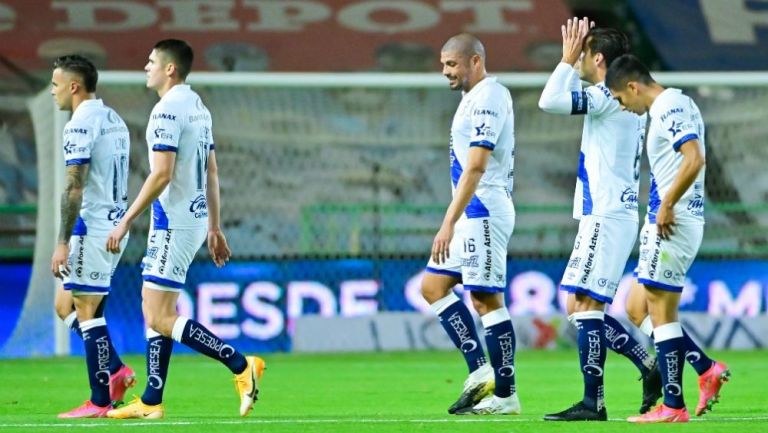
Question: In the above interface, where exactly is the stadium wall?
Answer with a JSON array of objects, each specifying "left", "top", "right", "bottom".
[{"left": 1, "top": 259, "right": 766, "bottom": 357}]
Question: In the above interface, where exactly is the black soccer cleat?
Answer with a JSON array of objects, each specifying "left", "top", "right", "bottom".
[
  {"left": 447, "top": 380, "right": 494, "bottom": 414},
  {"left": 544, "top": 401, "right": 607, "bottom": 421},
  {"left": 639, "top": 359, "right": 663, "bottom": 414}
]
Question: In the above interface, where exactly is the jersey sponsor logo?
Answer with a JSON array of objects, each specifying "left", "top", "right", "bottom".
[
  {"left": 75, "top": 237, "right": 85, "bottom": 277},
  {"left": 108, "top": 207, "right": 127, "bottom": 225},
  {"left": 660, "top": 107, "right": 684, "bottom": 123},
  {"left": 498, "top": 331, "right": 515, "bottom": 377},
  {"left": 101, "top": 125, "right": 128, "bottom": 135},
  {"left": 474, "top": 122, "right": 495, "bottom": 138},
  {"left": 482, "top": 219, "right": 492, "bottom": 280},
  {"left": 595, "top": 84, "right": 612, "bottom": 100},
  {"left": 189, "top": 113, "right": 210, "bottom": 123},
  {"left": 95, "top": 335, "right": 111, "bottom": 385},
  {"left": 64, "top": 127, "right": 88, "bottom": 135},
  {"left": 190, "top": 194, "right": 208, "bottom": 218},
  {"left": 473, "top": 108, "right": 498, "bottom": 117},
  {"left": 172, "top": 266, "right": 187, "bottom": 278},
  {"left": 648, "top": 236, "right": 662, "bottom": 279},
  {"left": 153, "top": 127, "right": 174, "bottom": 141},
  {"left": 667, "top": 120, "right": 684, "bottom": 136},
  {"left": 152, "top": 112, "right": 177, "bottom": 121},
  {"left": 146, "top": 246, "right": 158, "bottom": 259},
  {"left": 580, "top": 222, "right": 600, "bottom": 284},
  {"left": 604, "top": 325, "right": 630, "bottom": 350},
  {"left": 158, "top": 230, "right": 172, "bottom": 275},
  {"left": 63, "top": 141, "right": 87, "bottom": 155},
  {"left": 447, "top": 311, "right": 476, "bottom": 353},
  {"left": 621, "top": 187, "right": 639, "bottom": 210},
  {"left": 688, "top": 187, "right": 704, "bottom": 216},
  {"left": 107, "top": 109, "right": 119, "bottom": 124},
  {"left": 567, "top": 257, "right": 580, "bottom": 269}
]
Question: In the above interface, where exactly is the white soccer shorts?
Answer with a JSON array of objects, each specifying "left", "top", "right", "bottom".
[
  {"left": 426, "top": 214, "right": 514, "bottom": 293},
  {"left": 560, "top": 215, "right": 638, "bottom": 303},
  {"left": 141, "top": 227, "right": 207, "bottom": 291},
  {"left": 635, "top": 221, "right": 703, "bottom": 292},
  {"left": 63, "top": 233, "right": 127, "bottom": 295}
]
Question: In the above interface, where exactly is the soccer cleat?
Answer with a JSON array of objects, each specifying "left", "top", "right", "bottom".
[
  {"left": 106, "top": 396, "right": 164, "bottom": 419},
  {"left": 234, "top": 356, "right": 266, "bottom": 417},
  {"left": 695, "top": 361, "right": 730, "bottom": 416},
  {"left": 109, "top": 364, "right": 136, "bottom": 407},
  {"left": 628, "top": 404, "right": 689, "bottom": 423},
  {"left": 456, "top": 393, "right": 521, "bottom": 415},
  {"left": 447, "top": 363, "right": 494, "bottom": 414},
  {"left": 639, "top": 359, "right": 663, "bottom": 414},
  {"left": 57, "top": 400, "right": 111, "bottom": 419},
  {"left": 544, "top": 401, "right": 607, "bottom": 421}
]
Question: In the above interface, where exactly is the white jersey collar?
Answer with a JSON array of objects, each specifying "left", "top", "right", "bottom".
[{"left": 463, "top": 76, "right": 496, "bottom": 98}]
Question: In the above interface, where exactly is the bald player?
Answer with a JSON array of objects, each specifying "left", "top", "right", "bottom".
[{"left": 421, "top": 33, "right": 520, "bottom": 415}]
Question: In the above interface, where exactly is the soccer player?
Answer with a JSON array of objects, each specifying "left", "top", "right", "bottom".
[
  {"left": 48, "top": 54, "right": 134, "bottom": 418},
  {"left": 625, "top": 281, "right": 730, "bottom": 417},
  {"left": 606, "top": 54, "right": 716, "bottom": 423},
  {"left": 538, "top": 18, "right": 661, "bottom": 421},
  {"left": 422, "top": 33, "right": 520, "bottom": 415},
  {"left": 104, "top": 39, "right": 263, "bottom": 419}
]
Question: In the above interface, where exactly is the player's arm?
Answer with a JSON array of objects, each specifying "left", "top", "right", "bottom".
[
  {"left": 205, "top": 150, "right": 232, "bottom": 267},
  {"left": 432, "top": 147, "right": 491, "bottom": 264},
  {"left": 51, "top": 163, "right": 89, "bottom": 278},
  {"left": 106, "top": 151, "right": 175, "bottom": 253},
  {"left": 655, "top": 139, "right": 705, "bottom": 240},
  {"left": 538, "top": 17, "right": 591, "bottom": 114}
]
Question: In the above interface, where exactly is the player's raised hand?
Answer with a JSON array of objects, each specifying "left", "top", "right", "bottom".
[
  {"left": 106, "top": 222, "right": 128, "bottom": 253},
  {"left": 208, "top": 229, "right": 232, "bottom": 268},
  {"left": 431, "top": 223, "right": 454, "bottom": 265},
  {"left": 561, "top": 16, "right": 593, "bottom": 65}
]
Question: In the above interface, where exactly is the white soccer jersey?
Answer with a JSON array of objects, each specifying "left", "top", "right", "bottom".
[
  {"left": 62, "top": 99, "right": 130, "bottom": 234},
  {"left": 450, "top": 77, "right": 515, "bottom": 218},
  {"left": 646, "top": 88, "right": 706, "bottom": 225},
  {"left": 146, "top": 84, "right": 214, "bottom": 229},
  {"left": 539, "top": 63, "right": 645, "bottom": 221}
]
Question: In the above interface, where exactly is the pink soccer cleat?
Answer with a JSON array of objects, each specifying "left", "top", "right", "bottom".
[
  {"left": 696, "top": 361, "right": 731, "bottom": 416},
  {"left": 628, "top": 404, "right": 690, "bottom": 423},
  {"left": 57, "top": 400, "right": 112, "bottom": 419},
  {"left": 110, "top": 364, "right": 137, "bottom": 407}
]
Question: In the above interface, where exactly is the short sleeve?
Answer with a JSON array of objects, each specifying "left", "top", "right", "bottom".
[
  {"left": 469, "top": 90, "right": 508, "bottom": 150},
  {"left": 62, "top": 122, "right": 95, "bottom": 166},
  {"left": 148, "top": 108, "right": 182, "bottom": 152},
  {"left": 658, "top": 103, "right": 699, "bottom": 152}
]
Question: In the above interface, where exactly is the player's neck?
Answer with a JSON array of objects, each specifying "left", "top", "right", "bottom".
[
  {"left": 644, "top": 83, "right": 665, "bottom": 111},
  {"left": 71, "top": 93, "right": 96, "bottom": 112},
  {"left": 157, "top": 79, "right": 185, "bottom": 98},
  {"left": 465, "top": 72, "right": 488, "bottom": 92}
]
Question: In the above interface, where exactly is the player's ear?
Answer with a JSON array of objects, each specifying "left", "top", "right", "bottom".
[
  {"left": 165, "top": 61, "right": 176, "bottom": 78},
  {"left": 627, "top": 81, "right": 640, "bottom": 95},
  {"left": 593, "top": 52, "right": 605, "bottom": 68}
]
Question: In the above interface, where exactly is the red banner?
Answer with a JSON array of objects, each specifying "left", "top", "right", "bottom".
[{"left": 2, "top": 0, "right": 570, "bottom": 73}]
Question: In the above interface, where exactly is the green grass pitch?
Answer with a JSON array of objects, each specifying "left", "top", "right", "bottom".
[{"left": 0, "top": 349, "right": 765, "bottom": 433}]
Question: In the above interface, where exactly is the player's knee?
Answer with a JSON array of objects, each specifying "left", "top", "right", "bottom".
[
  {"left": 54, "top": 302, "right": 72, "bottom": 321},
  {"left": 421, "top": 279, "right": 448, "bottom": 304}
]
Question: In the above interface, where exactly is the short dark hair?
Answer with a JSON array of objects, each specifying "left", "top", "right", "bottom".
[
  {"left": 605, "top": 54, "right": 655, "bottom": 90},
  {"left": 154, "top": 39, "right": 194, "bottom": 80},
  {"left": 53, "top": 55, "right": 98, "bottom": 92},
  {"left": 584, "top": 28, "right": 630, "bottom": 67}
]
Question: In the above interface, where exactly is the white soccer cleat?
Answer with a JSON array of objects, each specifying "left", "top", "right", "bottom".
[
  {"left": 447, "top": 363, "right": 494, "bottom": 414},
  {"left": 460, "top": 393, "right": 522, "bottom": 415}
]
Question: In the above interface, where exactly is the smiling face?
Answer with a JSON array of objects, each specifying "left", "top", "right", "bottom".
[
  {"left": 440, "top": 50, "right": 476, "bottom": 92},
  {"left": 50, "top": 68, "right": 74, "bottom": 111}
]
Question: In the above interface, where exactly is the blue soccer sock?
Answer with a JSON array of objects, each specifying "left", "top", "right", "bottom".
[
  {"left": 67, "top": 312, "right": 124, "bottom": 374},
  {"left": 141, "top": 329, "right": 174, "bottom": 406},
  {"left": 682, "top": 328, "right": 714, "bottom": 376},
  {"left": 654, "top": 322, "right": 686, "bottom": 409},
  {"left": 603, "top": 313, "right": 655, "bottom": 376},
  {"left": 481, "top": 308, "right": 516, "bottom": 398},
  {"left": 572, "top": 311, "right": 606, "bottom": 411},
  {"left": 80, "top": 318, "right": 111, "bottom": 407},
  {"left": 641, "top": 315, "right": 714, "bottom": 376},
  {"left": 171, "top": 317, "right": 248, "bottom": 374},
  {"left": 430, "top": 292, "right": 487, "bottom": 374}
]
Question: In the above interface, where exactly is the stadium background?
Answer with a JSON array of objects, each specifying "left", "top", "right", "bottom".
[{"left": 0, "top": 0, "right": 767, "bottom": 362}]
